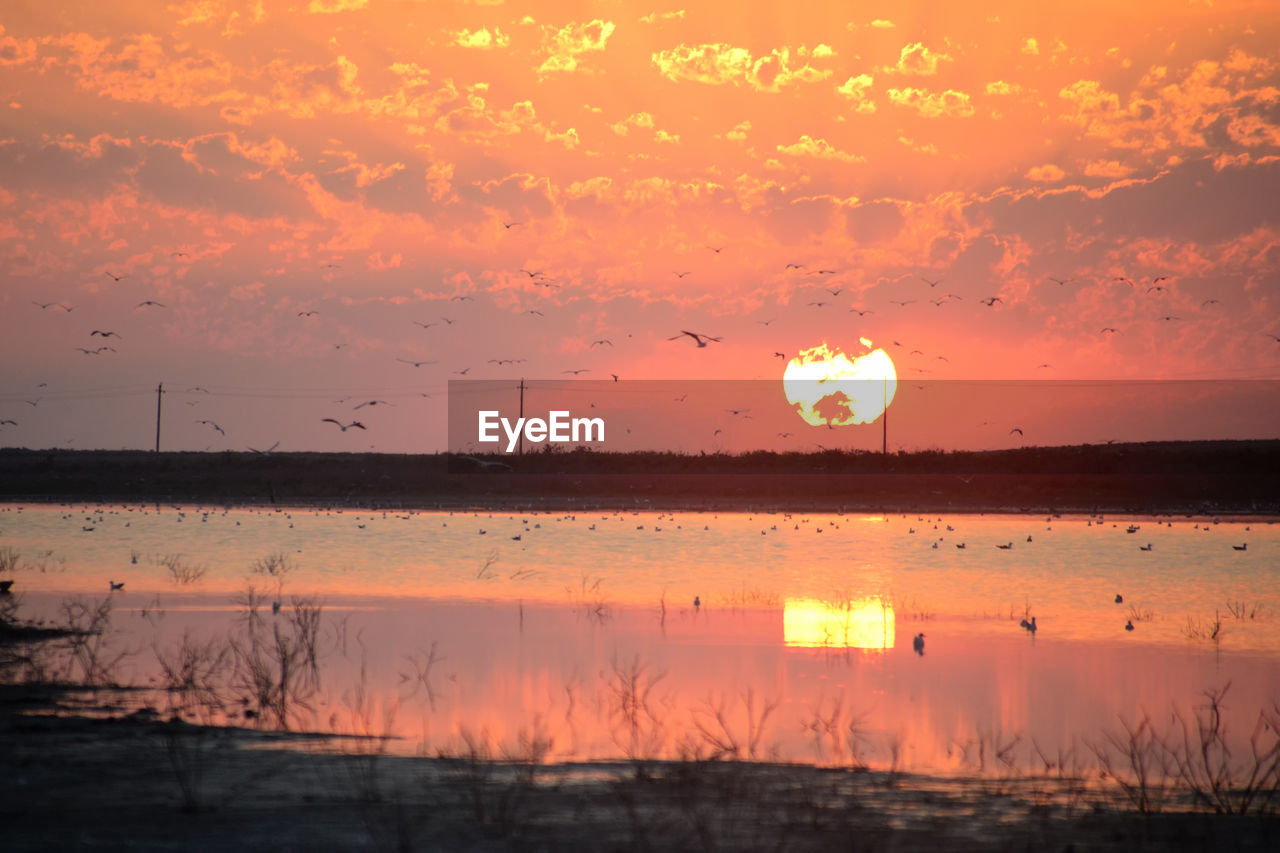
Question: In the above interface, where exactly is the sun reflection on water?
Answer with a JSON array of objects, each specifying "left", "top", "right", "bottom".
[{"left": 783, "top": 596, "right": 895, "bottom": 649}]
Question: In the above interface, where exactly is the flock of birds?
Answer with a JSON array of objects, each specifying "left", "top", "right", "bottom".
[
  {"left": 0, "top": 506, "right": 1258, "bottom": 662},
  {"left": 10, "top": 255, "right": 1278, "bottom": 452}
]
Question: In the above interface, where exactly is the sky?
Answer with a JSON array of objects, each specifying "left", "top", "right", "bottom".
[{"left": 1, "top": 0, "right": 1278, "bottom": 453}]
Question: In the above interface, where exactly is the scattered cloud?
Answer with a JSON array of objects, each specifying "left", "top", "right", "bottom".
[
  {"left": 640, "top": 10, "right": 685, "bottom": 24},
  {"left": 1025, "top": 163, "right": 1065, "bottom": 182},
  {"left": 985, "top": 80, "right": 1022, "bottom": 95},
  {"left": 307, "top": 0, "right": 367, "bottom": 13},
  {"left": 836, "top": 74, "right": 876, "bottom": 113},
  {"left": 776, "top": 135, "right": 865, "bottom": 163},
  {"left": 453, "top": 27, "right": 510, "bottom": 49},
  {"left": 652, "top": 43, "right": 833, "bottom": 92},
  {"left": 887, "top": 87, "right": 975, "bottom": 118},
  {"left": 887, "top": 42, "right": 951, "bottom": 76},
  {"left": 538, "top": 19, "right": 615, "bottom": 74}
]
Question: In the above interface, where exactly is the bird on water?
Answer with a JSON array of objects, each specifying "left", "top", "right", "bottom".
[{"left": 912, "top": 633, "right": 925, "bottom": 655}]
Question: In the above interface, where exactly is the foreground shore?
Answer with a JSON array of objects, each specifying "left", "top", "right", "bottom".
[
  {"left": 3, "top": 701, "right": 1277, "bottom": 852},
  {"left": 1, "top": 440, "right": 1278, "bottom": 513}
]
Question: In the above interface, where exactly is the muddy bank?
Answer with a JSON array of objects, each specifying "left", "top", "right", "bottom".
[{"left": 2, "top": 706, "right": 1277, "bottom": 852}]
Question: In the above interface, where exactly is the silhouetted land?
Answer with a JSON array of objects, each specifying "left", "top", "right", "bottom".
[{"left": 1, "top": 440, "right": 1277, "bottom": 512}]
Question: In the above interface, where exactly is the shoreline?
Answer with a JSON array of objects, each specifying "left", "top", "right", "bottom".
[{"left": 2, "top": 440, "right": 1278, "bottom": 514}]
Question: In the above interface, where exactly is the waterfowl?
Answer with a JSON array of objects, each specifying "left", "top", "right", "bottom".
[
  {"left": 109, "top": 580, "right": 124, "bottom": 591},
  {"left": 913, "top": 633, "right": 925, "bottom": 655},
  {"left": 1115, "top": 594, "right": 1123, "bottom": 604},
  {"left": 1125, "top": 620, "right": 1135, "bottom": 631}
]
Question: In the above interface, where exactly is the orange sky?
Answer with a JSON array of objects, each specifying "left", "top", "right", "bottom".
[{"left": 1, "top": 1, "right": 1278, "bottom": 452}]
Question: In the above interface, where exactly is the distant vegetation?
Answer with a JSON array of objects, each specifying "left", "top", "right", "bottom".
[{"left": 0, "top": 440, "right": 1276, "bottom": 513}]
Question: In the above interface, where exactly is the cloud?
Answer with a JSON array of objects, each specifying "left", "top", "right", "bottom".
[
  {"left": 652, "top": 43, "right": 833, "bottom": 92},
  {"left": 870, "top": 19, "right": 895, "bottom": 29},
  {"left": 453, "top": 27, "right": 510, "bottom": 49},
  {"left": 1021, "top": 38, "right": 1039, "bottom": 56},
  {"left": 776, "top": 135, "right": 865, "bottom": 163},
  {"left": 308, "top": 0, "right": 367, "bottom": 12},
  {"left": 887, "top": 42, "right": 951, "bottom": 76},
  {"left": 836, "top": 74, "right": 876, "bottom": 113},
  {"left": 1059, "top": 54, "right": 1279, "bottom": 155},
  {"left": 640, "top": 10, "right": 685, "bottom": 24},
  {"left": 985, "top": 80, "right": 1022, "bottom": 95},
  {"left": 538, "top": 19, "right": 615, "bottom": 74},
  {"left": 1025, "top": 164, "right": 1066, "bottom": 182},
  {"left": 0, "top": 26, "right": 38, "bottom": 67},
  {"left": 725, "top": 119, "right": 751, "bottom": 141},
  {"left": 887, "top": 87, "right": 975, "bottom": 118},
  {"left": 1084, "top": 160, "right": 1134, "bottom": 178},
  {"left": 611, "top": 111, "right": 655, "bottom": 135}
]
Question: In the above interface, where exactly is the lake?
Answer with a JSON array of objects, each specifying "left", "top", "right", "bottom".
[{"left": 2, "top": 503, "right": 1277, "bottom": 774}]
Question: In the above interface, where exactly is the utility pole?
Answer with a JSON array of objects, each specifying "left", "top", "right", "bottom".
[
  {"left": 518, "top": 379, "right": 525, "bottom": 456},
  {"left": 882, "top": 376, "right": 887, "bottom": 455},
  {"left": 155, "top": 382, "right": 164, "bottom": 452}
]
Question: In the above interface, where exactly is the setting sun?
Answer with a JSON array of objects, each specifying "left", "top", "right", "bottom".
[{"left": 783, "top": 339, "right": 897, "bottom": 427}]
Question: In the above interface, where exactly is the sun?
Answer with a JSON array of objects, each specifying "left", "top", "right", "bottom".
[{"left": 782, "top": 338, "right": 897, "bottom": 427}]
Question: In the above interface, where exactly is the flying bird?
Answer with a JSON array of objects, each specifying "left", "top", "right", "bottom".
[
  {"left": 981, "top": 297, "right": 1003, "bottom": 306},
  {"left": 1048, "top": 277, "right": 1075, "bottom": 286},
  {"left": 890, "top": 299, "right": 915, "bottom": 307},
  {"left": 136, "top": 300, "right": 166, "bottom": 308},
  {"left": 353, "top": 400, "right": 393, "bottom": 409},
  {"left": 563, "top": 369, "right": 590, "bottom": 375},
  {"left": 322, "top": 419, "right": 367, "bottom": 432},
  {"left": 451, "top": 295, "right": 473, "bottom": 302},
  {"left": 104, "top": 271, "right": 127, "bottom": 282},
  {"left": 590, "top": 339, "right": 613, "bottom": 347},
  {"left": 850, "top": 308, "right": 873, "bottom": 316},
  {"left": 412, "top": 320, "right": 436, "bottom": 329},
  {"left": 825, "top": 288, "right": 844, "bottom": 296},
  {"left": 1100, "top": 327, "right": 1119, "bottom": 334},
  {"left": 397, "top": 359, "right": 437, "bottom": 367},
  {"left": 784, "top": 263, "right": 806, "bottom": 270},
  {"left": 249, "top": 442, "right": 280, "bottom": 454},
  {"left": 808, "top": 301, "right": 830, "bottom": 307},
  {"left": 90, "top": 330, "right": 120, "bottom": 338},
  {"left": 920, "top": 277, "right": 942, "bottom": 287},
  {"left": 528, "top": 310, "right": 545, "bottom": 317},
  {"left": 503, "top": 221, "right": 520, "bottom": 229},
  {"left": 673, "top": 271, "right": 692, "bottom": 279},
  {"left": 706, "top": 245, "right": 724, "bottom": 253},
  {"left": 1010, "top": 427, "right": 1024, "bottom": 435},
  {"left": 298, "top": 310, "right": 319, "bottom": 317},
  {"left": 773, "top": 352, "right": 787, "bottom": 359},
  {"left": 195, "top": 420, "right": 225, "bottom": 436},
  {"left": 669, "top": 330, "right": 722, "bottom": 347}
]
